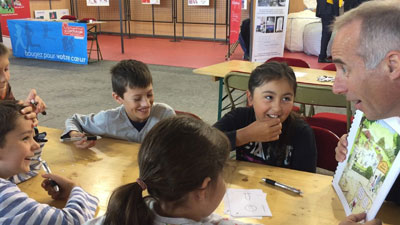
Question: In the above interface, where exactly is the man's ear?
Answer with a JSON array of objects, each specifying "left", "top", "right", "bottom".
[
  {"left": 246, "top": 90, "right": 253, "bottom": 106},
  {"left": 387, "top": 51, "right": 400, "bottom": 80},
  {"left": 193, "top": 177, "right": 212, "bottom": 201},
  {"left": 112, "top": 92, "right": 124, "bottom": 104}
]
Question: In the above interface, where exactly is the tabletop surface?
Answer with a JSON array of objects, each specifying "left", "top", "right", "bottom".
[
  {"left": 193, "top": 60, "right": 337, "bottom": 86},
  {"left": 18, "top": 127, "right": 399, "bottom": 225}
]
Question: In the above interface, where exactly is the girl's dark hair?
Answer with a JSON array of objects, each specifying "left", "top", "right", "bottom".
[
  {"left": 111, "top": 59, "right": 153, "bottom": 98},
  {"left": 0, "top": 101, "right": 24, "bottom": 148},
  {"left": 248, "top": 61, "right": 297, "bottom": 96},
  {"left": 103, "top": 116, "right": 230, "bottom": 225},
  {"left": 249, "top": 61, "right": 299, "bottom": 165}
]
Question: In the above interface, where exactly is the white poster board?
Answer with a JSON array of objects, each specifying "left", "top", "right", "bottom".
[
  {"left": 87, "top": 0, "right": 110, "bottom": 6},
  {"left": 333, "top": 110, "right": 400, "bottom": 221},
  {"left": 188, "top": 0, "right": 209, "bottom": 6},
  {"left": 34, "top": 9, "right": 69, "bottom": 20},
  {"left": 250, "top": 0, "right": 289, "bottom": 62}
]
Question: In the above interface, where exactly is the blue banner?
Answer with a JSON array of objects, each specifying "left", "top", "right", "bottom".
[{"left": 8, "top": 19, "right": 88, "bottom": 65}]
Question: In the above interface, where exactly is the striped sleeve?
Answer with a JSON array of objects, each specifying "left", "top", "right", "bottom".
[{"left": 0, "top": 179, "right": 99, "bottom": 225}]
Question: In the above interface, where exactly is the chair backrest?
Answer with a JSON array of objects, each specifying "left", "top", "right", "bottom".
[
  {"left": 224, "top": 71, "right": 250, "bottom": 110},
  {"left": 175, "top": 110, "right": 201, "bottom": 120},
  {"left": 311, "top": 125, "right": 340, "bottom": 172},
  {"left": 61, "top": 15, "right": 77, "bottom": 21},
  {"left": 266, "top": 57, "right": 310, "bottom": 68},
  {"left": 322, "top": 63, "right": 336, "bottom": 71},
  {"left": 295, "top": 83, "right": 352, "bottom": 126}
]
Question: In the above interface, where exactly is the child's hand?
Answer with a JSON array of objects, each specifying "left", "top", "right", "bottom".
[
  {"left": 237, "top": 118, "right": 282, "bottom": 146},
  {"left": 41, "top": 173, "right": 77, "bottom": 200},
  {"left": 69, "top": 131, "right": 96, "bottom": 149},
  {"left": 24, "top": 89, "right": 46, "bottom": 114},
  {"left": 250, "top": 118, "right": 282, "bottom": 142},
  {"left": 339, "top": 213, "right": 382, "bottom": 225},
  {"left": 335, "top": 134, "right": 348, "bottom": 162},
  {"left": 19, "top": 103, "right": 38, "bottom": 127}
]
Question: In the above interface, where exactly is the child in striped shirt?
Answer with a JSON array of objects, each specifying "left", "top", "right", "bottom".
[{"left": 0, "top": 101, "right": 98, "bottom": 225}]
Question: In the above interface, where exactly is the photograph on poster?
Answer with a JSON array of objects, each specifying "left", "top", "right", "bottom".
[
  {"left": 255, "top": 16, "right": 276, "bottom": 33},
  {"left": 257, "top": 0, "right": 285, "bottom": 7},
  {"left": 49, "top": 12, "right": 57, "bottom": 20},
  {"left": 333, "top": 110, "right": 400, "bottom": 220},
  {"left": 0, "top": 0, "right": 14, "bottom": 14},
  {"left": 275, "top": 16, "right": 284, "bottom": 32},
  {"left": 87, "top": 0, "right": 109, "bottom": 6},
  {"left": 242, "top": 0, "right": 247, "bottom": 9},
  {"left": 188, "top": 0, "right": 209, "bottom": 6}
]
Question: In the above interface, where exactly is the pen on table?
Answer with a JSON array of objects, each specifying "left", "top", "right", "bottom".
[
  {"left": 31, "top": 158, "right": 60, "bottom": 192},
  {"left": 262, "top": 178, "right": 303, "bottom": 195},
  {"left": 60, "top": 135, "right": 102, "bottom": 142},
  {"left": 30, "top": 99, "right": 47, "bottom": 115}
]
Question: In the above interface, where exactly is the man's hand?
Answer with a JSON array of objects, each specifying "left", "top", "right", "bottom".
[
  {"left": 339, "top": 213, "right": 382, "bottom": 225},
  {"left": 335, "top": 134, "right": 348, "bottom": 162}
]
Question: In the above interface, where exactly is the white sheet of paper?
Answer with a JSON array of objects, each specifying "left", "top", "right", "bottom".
[
  {"left": 295, "top": 72, "right": 306, "bottom": 77},
  {"left": 224, "top": 188, "right": 272, "bottom": 218}
]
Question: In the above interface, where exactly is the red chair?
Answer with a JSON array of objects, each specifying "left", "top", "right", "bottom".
[
  {"left": 266, "top": 57, "right": 310, "bottom": 68},
  {"left": 80, "top": 18, "right": 103, "bottom": 62},
  {"left": 175, "top": 110, "right": 201, "bottom": 120},
  {"left": 60, "top": 15, "right": 77, "bottom": 21},
  {"left": 311, "top": 125, "right": 340, "bottom": 172},
  {"left": 322, "top": 63, "right": 336, "bottom": 71}
]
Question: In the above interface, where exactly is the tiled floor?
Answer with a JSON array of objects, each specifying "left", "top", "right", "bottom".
[{"left": 94, "top": 34, "right": 331, "bottom": 69}]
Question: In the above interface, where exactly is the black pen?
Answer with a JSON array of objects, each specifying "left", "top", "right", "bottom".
[
  {"left": 262, "top": 178, "right": 302, "bottom": 195},
  {"left": 60, "top": 135, "right": 102, "bottom": 142},
  {"left": 30, "top": 99, "right": 47, "bottom": 115},
  {"left": 31, "top": 158, "right": 60, "bottom": 192}
]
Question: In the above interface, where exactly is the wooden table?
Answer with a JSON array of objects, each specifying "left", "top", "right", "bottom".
[
  {"left": 193, "top": 60, "right": 336, "bottom": 119},
  {"left": 18, "top": 127, "right": 399, "bottom": 224}
]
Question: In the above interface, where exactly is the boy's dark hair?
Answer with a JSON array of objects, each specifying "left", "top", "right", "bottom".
[
  {"left": 0, "top": 43, "right": 10, "bottom": 58},
  {"left": 103, "top": 116, "right": 230, "bottom": 225},
  {"left": 0, "top": 101, "right": 24, "bottom": 148},
  {"left": 111, "top": 59, "right": 153, "bottom": 98},
  {"left": 248, "top": 61, "right": 297, "bottom": 96},
  {"left": 249, "top": 61, "right": 299, "bottom": 166}
]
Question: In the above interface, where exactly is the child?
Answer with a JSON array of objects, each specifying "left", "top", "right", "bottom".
[
  {"left": 0, "top": 100, "right": 98, "bottom": 224},
  {"left": 0, "top": 42, "right": 46, "bottom": 184},
  {"left": 61, "top": 59, "right": 175, "bottom": 149},
  {"left": 84, "top": 116, "right": 255, "bottom": 225},
  {"left": 214, "top": 61, "right": 317, "bottom": 173},
  {"left": 0, "top": 43, "right": 46, "bottom": 121}
]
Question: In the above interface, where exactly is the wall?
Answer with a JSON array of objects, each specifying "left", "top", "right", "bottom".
[{"left": 28, "top": 0, "right": 306, "bottom": 40}]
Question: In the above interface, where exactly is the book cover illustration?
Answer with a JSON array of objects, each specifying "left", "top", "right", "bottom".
[{"left": 333, "top": 110, "right": 400, "bottom": 221}]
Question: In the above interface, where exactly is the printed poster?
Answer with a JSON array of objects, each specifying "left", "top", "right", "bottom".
[
  {"left": 7, "top": 19, "right": 88, "bottom": 64},
  {"left": 250, "top": 0, "right": 289, "bottom": 62},
  {"left": 188, "top": 0, "right": 209, "bottom": 6},
  {"left": 87, "top": 0, "right": 110, "bottom": 6},
  {"left": 333, "top": 110, "right": 400, "bottom": 221},
  {"left": 0, "top": 0, "right": 30, "bottom": 37},
  {"left": 142, "top": 0, "right": 160, "bottom": 4},
  {"left": 229, "top": 0, "right": 241, "bottom": 44}
]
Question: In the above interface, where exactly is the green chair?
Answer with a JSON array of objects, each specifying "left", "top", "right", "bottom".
[
  {"left": 224, "top": 71, "right": 250, "bottom": 111},
  {"left": 295, "top": 83, "right": 352, "bottom": 129}
]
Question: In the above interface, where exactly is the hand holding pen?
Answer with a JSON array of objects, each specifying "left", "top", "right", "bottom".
[
  {"left": 33, "top": 158, "right": 77, "bottom": 200},
  {"left": 25, "top": 89, "right": 47, "bottom": 115},
  {"left": 64, "top": 131, "right": 101, "bottom": 149}
]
